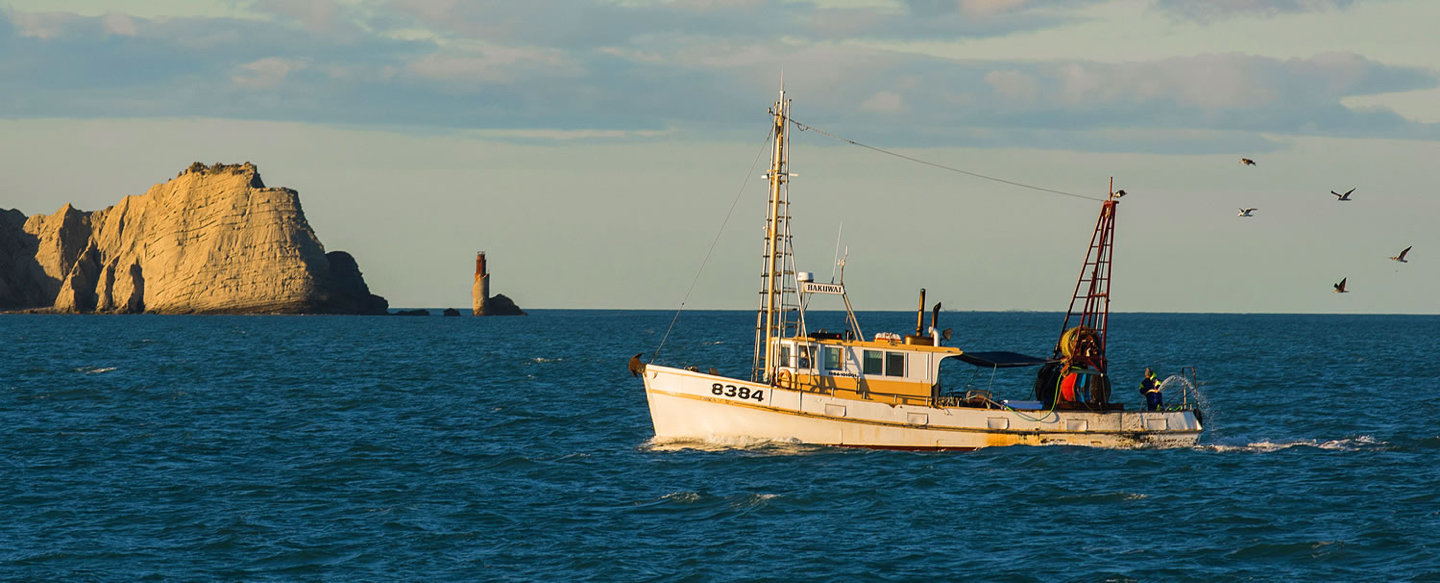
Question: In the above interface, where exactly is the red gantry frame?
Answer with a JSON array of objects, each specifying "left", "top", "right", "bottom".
[{"left": 1054, "top": 183, "right": 1119, "bottom": 374}]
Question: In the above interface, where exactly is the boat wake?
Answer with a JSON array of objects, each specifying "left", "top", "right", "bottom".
[{"left": 1197, "top": 435, "right": 1387, "bottom": 453}]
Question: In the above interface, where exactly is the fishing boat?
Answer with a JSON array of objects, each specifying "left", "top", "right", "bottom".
[{"left": 633, "top": 90, "right": 1203, "bottom": 450}]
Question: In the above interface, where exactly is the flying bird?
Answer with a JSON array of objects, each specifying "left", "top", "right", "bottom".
[
  {"left": 1238, "top": 208, "right": 1257, "bottom": 217},
  {"left": 1114, "top": 189, "right": 1127, "bottom": 198},
  {"left": 628, "top": 353, "right": 646, "bottom": 377},
  {"left": 1332, "top": 188, "right": 1355, "bottom": 201},
  {"left": 1389, "top": 246, "right": 1412, "bottom": 263},
  {"left": 1333, "top": 278, "right": 1348, "bottom": 293},
  {"left": 1240, "top": 158, "right": 1256, "bottom": 166}
]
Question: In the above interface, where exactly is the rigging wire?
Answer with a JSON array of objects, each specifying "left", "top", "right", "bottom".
[
  {"left": 788, "top": 118, "right": 1106, "bottom": 202},
  {"left": 650, "top": 127, "right": 776, "bottom": 364}
]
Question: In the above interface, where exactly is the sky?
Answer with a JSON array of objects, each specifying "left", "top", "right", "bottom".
[{"left": 2, "top": 0, "right": 1438, "bottom": 313}]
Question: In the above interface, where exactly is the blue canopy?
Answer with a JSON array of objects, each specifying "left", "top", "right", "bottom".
[{"left": 953, "top": 351, "right": 1056, "bottom": 368}]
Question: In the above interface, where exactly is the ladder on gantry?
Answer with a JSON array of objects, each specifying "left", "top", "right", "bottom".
[{"left": 1054, "top": 178, "right": 1121, "bottom": 374}]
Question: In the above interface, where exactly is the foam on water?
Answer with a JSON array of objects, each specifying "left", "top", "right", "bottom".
[{"left": 642, "top": 435, "right": 825, "bottom": 455}]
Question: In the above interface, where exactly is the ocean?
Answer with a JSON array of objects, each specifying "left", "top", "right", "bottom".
[{"left": 3, "top": 310, "right": 1438, "bottom": 581}]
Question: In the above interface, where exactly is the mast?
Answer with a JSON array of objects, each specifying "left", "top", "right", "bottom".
[
  {"left": 1054, "top": 178, "right": 1120, "bottom": 373},
  {"left": 752, "top": 89, "right": 796, "bottom": 383}
]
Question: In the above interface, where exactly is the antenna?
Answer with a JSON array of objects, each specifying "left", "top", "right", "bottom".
[{"left": 830, "top": 222, "right": 844, "bottom": 283}]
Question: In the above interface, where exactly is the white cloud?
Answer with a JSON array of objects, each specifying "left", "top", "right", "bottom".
[
  {"left": 232, "top": 58, "right": 308, "bottom": 89},
  {"left": 11, "top": 11, "right": 78, "bottom": 39},
  {"left": 1152, "top": 0, "right": 1355, "bottom": 21},
  {"left": 100, "top": 13, "right": 138, "bottom": 36},
  {"left": 961, "top": 0, "right": 1033, "bottom": 18},
  {"left": 403, "top": 47, "right": 580, "bottom": 84},
  {"left": 860, "top": 90, "right": 906, "bottom": 113},
  {"left": 984, "top": 69, "right": 1039, "bottom": 103},
  {"left": 1055, "top": 62, "right": 1115, "bottom": 106}
]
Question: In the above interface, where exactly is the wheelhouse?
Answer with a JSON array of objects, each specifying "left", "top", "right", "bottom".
[{"left": 771, "top": 334, "right": 961, "bottom": 406}]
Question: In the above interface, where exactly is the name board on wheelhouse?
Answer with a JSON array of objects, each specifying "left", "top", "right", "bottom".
[{"left": 801, "top": 282, "right": 845, "bottom": 295}]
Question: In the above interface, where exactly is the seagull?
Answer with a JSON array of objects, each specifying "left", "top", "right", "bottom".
[
  {"left": 1114, "top": 189, "right": 1127, "bottom": 198},
  {"left": 628, "top": 353, "right": 646, "bottom": 377},
  {"left": 1238, "top": 207, "right": 1257, "bottom": 217},
  {"left": 1389, "top": 246, "right": 1412, "bottom": 263},
  {"left": 1240, "top": 158, "right": 1256, "bottom": 166},
  {"left": 1332, "top": 188, "right": 1355, "bottom": 201},
  {"left": 1333, "top": 278, "right": 1348, "bottom": 293}
]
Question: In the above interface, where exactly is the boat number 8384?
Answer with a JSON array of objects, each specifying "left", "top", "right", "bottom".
[{"left": 711, "top": 383, "right": 764, "bottom": 403}]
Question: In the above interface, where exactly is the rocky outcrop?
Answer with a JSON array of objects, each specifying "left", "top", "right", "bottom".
[
  {"left": 0, "top": 162, "right": 388, "bottom": 314},
  {"left": 485, "top": 293, "right": 526, "bottom": 316},
  {"left": 320, "top": 251, "right": 389, "bottom": 315}
]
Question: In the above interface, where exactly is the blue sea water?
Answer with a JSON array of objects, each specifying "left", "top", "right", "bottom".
[{"left": 3, "top": 310, "right": 1439, "bottom": 581}]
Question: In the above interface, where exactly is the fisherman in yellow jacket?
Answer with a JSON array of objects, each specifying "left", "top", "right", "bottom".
[{"left": 1139, "top": 368, "right": 1163, "bottom": 411}]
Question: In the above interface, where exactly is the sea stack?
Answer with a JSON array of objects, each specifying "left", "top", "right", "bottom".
[
  {"left": 0, "top": 162, "right": 388, "bottom": 314},
  {"left": 470, "top": 251, "right": 525, "bottom": 316}
]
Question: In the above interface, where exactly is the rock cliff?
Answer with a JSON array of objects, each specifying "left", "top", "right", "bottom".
[{"left": 0, "top": 162, "right": 387, "bottom": 314}]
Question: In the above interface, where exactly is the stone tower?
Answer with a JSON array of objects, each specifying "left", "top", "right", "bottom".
[{"left": 471, "top": 251, "right": 489, "bottom": 316}]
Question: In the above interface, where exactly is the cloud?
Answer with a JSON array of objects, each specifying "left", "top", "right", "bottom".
[
  {"left": 384, "top": 0, "right": 1103, "bottom": 49},
  {"left": 861, "top": 91, "right": 906, "bottom": 113},
  {"left": 232, "top": 57, "right": 308, "bottom": 89},
  {"left": 100, "top": 13, "right": 139, "bottom": 37},
  {"left": 1, "top": 3, "right": 1438, "bottom": 153},
  {"left": 11, "top": 11, "right": 83, "bottom": 39},
  {"left": 1149, "top": 0, "right": 1356, "bottom": 21},
  {"left": 985, "top": 69, "right": 1040, "bottom": 104},
  {"left": 961, "top": 0, "right": 1038, "bottom": 18},
  {"left": 905, "top": 0, "right": 1055, "bottom": 18},
  {"left": 403, "top": 46, "right": 581, "bottom": 85},
  {"left": 249, "top": 0, "right": 342, "bottom": 34}
]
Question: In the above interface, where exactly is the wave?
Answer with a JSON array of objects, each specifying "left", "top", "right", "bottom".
[
  {"left": 658, "top": 491, "right": 702, "bottom": 504},
  {"left": 1053, "top": 491, "right": 1148, "bottom": 504},
  {"left": 74, "top": 366, "right": 117, "bottom": 374},
  {"left": 635, "top": 491, "right": 781, "bottom": 513}
]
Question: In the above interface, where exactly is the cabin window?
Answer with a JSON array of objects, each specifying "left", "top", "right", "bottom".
[
  {"left": 862, "top": 350, "right": 883, "bottom": 375},
  {"left": 823, "top": 346, "right": 842, "bottom": 370},
  {"left": 797, "top": 345, "right": 814, "bottom": 369},
  {"left": 885, "top": 352, "right": 905, "bottom": 377},
  {"left": 779, "top": 345, "right": 791, "bottom": 368}
]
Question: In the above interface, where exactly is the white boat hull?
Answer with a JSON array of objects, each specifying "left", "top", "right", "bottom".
[{"left": 642, "top": 365, "right": 1201, "bottom": 450}]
